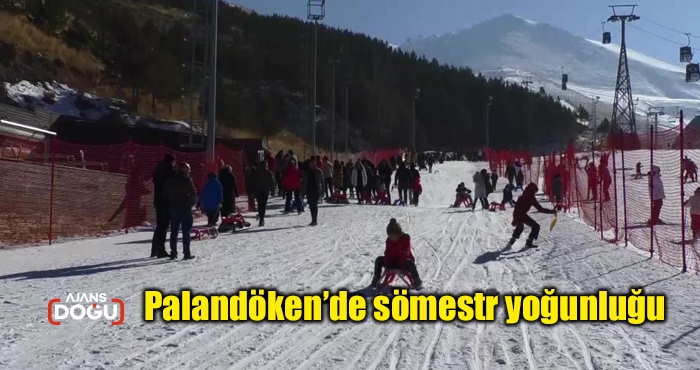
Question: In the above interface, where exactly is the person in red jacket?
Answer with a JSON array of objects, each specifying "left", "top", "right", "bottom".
[
  {"left": 506, "top": 183, "right": 556, "bottom": 250},
  {"left": 371, "top": 218, "right": 423, "bottom": 289},
  {"left": 282, "top": 158, "right": 303, "bottom": 214}
]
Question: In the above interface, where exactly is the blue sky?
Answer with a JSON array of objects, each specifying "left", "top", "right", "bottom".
[{"left": 231, "top": 0, "right": 700, "bottom": 65}]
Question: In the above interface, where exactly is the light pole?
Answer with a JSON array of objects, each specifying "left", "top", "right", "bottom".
[
  {"left": 329, "top": 59, "right": 339, "bottom": 159},
  {"left": 307, "top": 0, "right": 325, "bottom": 156},
  {"left": 592, "top": 96, "right": 599, "bottom": 159},
  {"left": 205, "top": 0, "right": 218, "bottom": 163},
  {"left": 412, "top": 88, "right": 420, "bottom": 161},
  {"left": 344, "top": 78, "right": 350, "bottom": 154},
  {"left": 485, "top": 96, "right": 493, "bottom": 150}
]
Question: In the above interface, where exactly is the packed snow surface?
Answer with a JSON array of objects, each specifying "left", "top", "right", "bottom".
[{"left": 1, "top": 161, "right": 699, "bottom": 369}]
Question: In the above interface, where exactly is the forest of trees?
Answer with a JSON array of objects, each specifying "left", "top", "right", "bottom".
[{"left": 0, "top": 0, "right": 585, "bottom": 152}]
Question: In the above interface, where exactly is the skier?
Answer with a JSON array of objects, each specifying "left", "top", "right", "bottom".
[
  {"left": 501, "top": 183, "right": 515, "bottom": 208},
  {"left": 370, "top": 218, "right": 423, "bottom": 290},
  {"left": 395, "top": 162, "right": 412, "bottom": 205},
  {"left": 454, "top": 182, "right": 473, "bottom": 207},
  {"left": 634, "top": 162, "right": 643, "bottom": 180},
  {"left": 251, "top": 160, "right": 275, "bottom": 227},
  {"left": 599, "top": 164, "right": 612, "bottom": 201},
  {"left": 472, "top": 171, "right": 488, "bottom": 210},
  {"left": 302, "top": 159, "right": 324, "bottom": 226},
  {"left": 505, "top": 183, "right": 556, "bottom": 250},
  {"left": 165, "top": 162, "right": 197, "bottom": 260},
  {"left": 151, "top": 154, "right": 176, "bottom": 258},
  {"left": 198, "top": 172, "right": 223, "bottom": 227}
]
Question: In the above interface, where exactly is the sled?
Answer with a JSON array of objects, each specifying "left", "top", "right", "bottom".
[
  {"left": 360, "top": 193, "right": 373, "bottom": 204},
  {"left": 549, "top": 211, "right": 559, "bottom": 232},
  {"left": 325, "top": 192, "right": 350, "bottom": 204},
  {"left": 393, "top": 199, "right": 406, "bottom": 206},
  {"left": 218, "top": 213, "right": 252, "bottom": 233},
  {"left": 489, "top": 202, "right": 506, "bottom": 212},
  {"left": 378, "top": 269, "right": 415, "bottom": 289},
  {"left": 373, "top": 194, "right": 391, "bottom": 205},
  {"left": 191, "top": 226, "right": 219, "bottom": 240},
  {"left": 453, "top": 197, "right": 472, "bottom": 208}
]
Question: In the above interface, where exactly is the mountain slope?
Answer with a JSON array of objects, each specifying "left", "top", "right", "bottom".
[{"left": 401, "top": 14, "right": 700, "bottom": 127}]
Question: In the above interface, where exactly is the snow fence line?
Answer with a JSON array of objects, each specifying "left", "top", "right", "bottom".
[
  {"left": 487, "top": 116, "right": 700, "bottom": 276},
  {"left": 139, "top": 288, "right": 665, "bottom": 325}
]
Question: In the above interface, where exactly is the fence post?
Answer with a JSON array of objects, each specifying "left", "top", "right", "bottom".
[
  {"left": 599, "top": 147, "right": 604, "bottom": 240},
  {"left": 612, "top": 134, "right": 619, "bottom": 241},
  {"left": 48, "top": 138, "right": 56, "bottom": 245},
  {"left": 621, "top": 137, "right": 629, "bottom": 246},
  {"left": 123, "top": 140, "right": 134, "bottom": 230},
  {"left": 680, "top": 110, "right": 687, "bottom": 272},
  {"left": 650, "top": 125, "right": 654, "bottom": 257}
]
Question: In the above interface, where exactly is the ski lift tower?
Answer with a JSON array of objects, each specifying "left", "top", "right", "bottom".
[
  {"left": 182, "top": 0, "right": 212, "bottom": 150},
  {"left": 607, "top": 4, "right": 640, "bottom": 135},
  {"left": 307, "top": 0, "right": 325, "bottom": 156}
]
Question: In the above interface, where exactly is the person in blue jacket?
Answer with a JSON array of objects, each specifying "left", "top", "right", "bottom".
[{"left": 198, "top": 172, "right": 223, "bottom": 227}]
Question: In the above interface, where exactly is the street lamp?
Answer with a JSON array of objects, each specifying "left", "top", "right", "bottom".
[
  {"left": 412, "top": 88, "right": 420, "bottom": 161},
  {"left": 307, "top": 0, "right": 325, "bottom": 156}
]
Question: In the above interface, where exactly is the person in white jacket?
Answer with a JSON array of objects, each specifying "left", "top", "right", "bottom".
[
  {"left": 351, "top": 161, "right": 368, "bottom": 204},
  {"left": 684, "top": 187, "right": 700, "bottom": 240},
  {"left": 648, "top": 165, "right": 665, "bottom": 225}
]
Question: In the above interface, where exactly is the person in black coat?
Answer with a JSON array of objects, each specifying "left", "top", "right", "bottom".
[
  {"left": 218, "top": 164, "right": 239, "bottom": 217},
  {"left": 481, "top": 169, "right": 492, "bottom": 195},
  {"left": 395, "top": 162, "right": 412, "bottom": 204},
  {"left": 151, "top": 154, "right": 176, "bottom": 258},
  {"left": 378, "top": 160, "right": 393, "bottom": 202},
  {"left": 505, "top": 163, "right": 516, "bottom": 186},
  {"left": 250, "top": 161, "right": 275, "bottom": 227}
]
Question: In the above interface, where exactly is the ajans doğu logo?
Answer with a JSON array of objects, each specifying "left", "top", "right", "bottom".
[{"left": 48, "top": 293, "right": 124, "bottom": 326}]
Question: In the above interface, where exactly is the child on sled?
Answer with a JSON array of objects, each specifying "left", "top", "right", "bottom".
[
  {"left": 371, "top": 218, "right": 423, "bottom": 289},
  {"left": 374, "top": 183, "right": 390, "bottom": 205},
  {"left": 454, "top": 182, "right": 473, "bottom": 207}
]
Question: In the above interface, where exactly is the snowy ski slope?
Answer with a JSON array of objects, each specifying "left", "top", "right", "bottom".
[{"left": 1, "top": 161, "right": 700, "bottom": 369}]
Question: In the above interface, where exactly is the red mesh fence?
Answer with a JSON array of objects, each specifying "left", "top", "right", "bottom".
[{"left": 0, "top": 138, "right": 246, "bottom": 246}]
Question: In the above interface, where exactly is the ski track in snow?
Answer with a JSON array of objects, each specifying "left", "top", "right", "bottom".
[{"left": 1, "top": 162, "right": 700, "bottom": 369}]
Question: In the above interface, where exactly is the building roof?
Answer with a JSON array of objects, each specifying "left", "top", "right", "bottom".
[{"left": 0, "top": 103, "right": 60, "bottom": 130}]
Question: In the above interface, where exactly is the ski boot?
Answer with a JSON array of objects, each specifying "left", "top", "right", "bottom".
[{"left": 525, "top": 238, "right": 539, "bottom": 249}]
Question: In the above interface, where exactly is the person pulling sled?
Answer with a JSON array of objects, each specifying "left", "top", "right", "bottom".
[
  {"left": 505, "top": 183, "right": 556, "bottom": 250},
  {"left": 371, "top": 218, "right": 423, "bottom": 290}
]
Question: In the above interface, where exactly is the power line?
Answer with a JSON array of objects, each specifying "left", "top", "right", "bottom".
[
  {"left": 644, "top": 18, "right": 700, "bottom": 39},
  {"left": 628, "top": 23, "right": 700, "bottom": 52}
]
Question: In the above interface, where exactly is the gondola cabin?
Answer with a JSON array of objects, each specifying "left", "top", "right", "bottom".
[
  {"left": 687, "top": 63, "right": 700, "bottom": 83},
  {"left": 681, "top": 46, "right": 693, "bottom": 63},
  {"left": 602, "top": 32, "right": 611, "bottom": 45}
]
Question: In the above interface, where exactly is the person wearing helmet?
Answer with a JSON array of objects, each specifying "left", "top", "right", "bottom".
[{"left": 506, "top": 183, "right": 556, "bottom": 250}]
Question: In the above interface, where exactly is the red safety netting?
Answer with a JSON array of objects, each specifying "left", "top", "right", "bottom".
[{"left": 0, "top": 138, "right": 245, "bottom": 245}]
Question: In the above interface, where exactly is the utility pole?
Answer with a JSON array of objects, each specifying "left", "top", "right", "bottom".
[
  {"left": 647, "top": 107, "right": 665, "bottom": 149},
  {"left": 486, "top": 96, "right": 493, "bottom": 149},
  {"left": 205, "top": 0, "right": 218, "bottom": 163},
  {"left": 329, "top": 59, "right": 339, "bottom": 159},
  {"left": 344, "top": 79, "right": 350, "bottom": 154},
  {"left": 607, "top": 4, "right": 640, "bottom": 134},
  {"left": 412, "top": 89, "right": 420, "bottom": 161},
  {"left": 307, "top": 1, "right": 325, "bottom": 156},
  {"left": 592, "top": 96, "right": 599, "bottom": 157}
]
